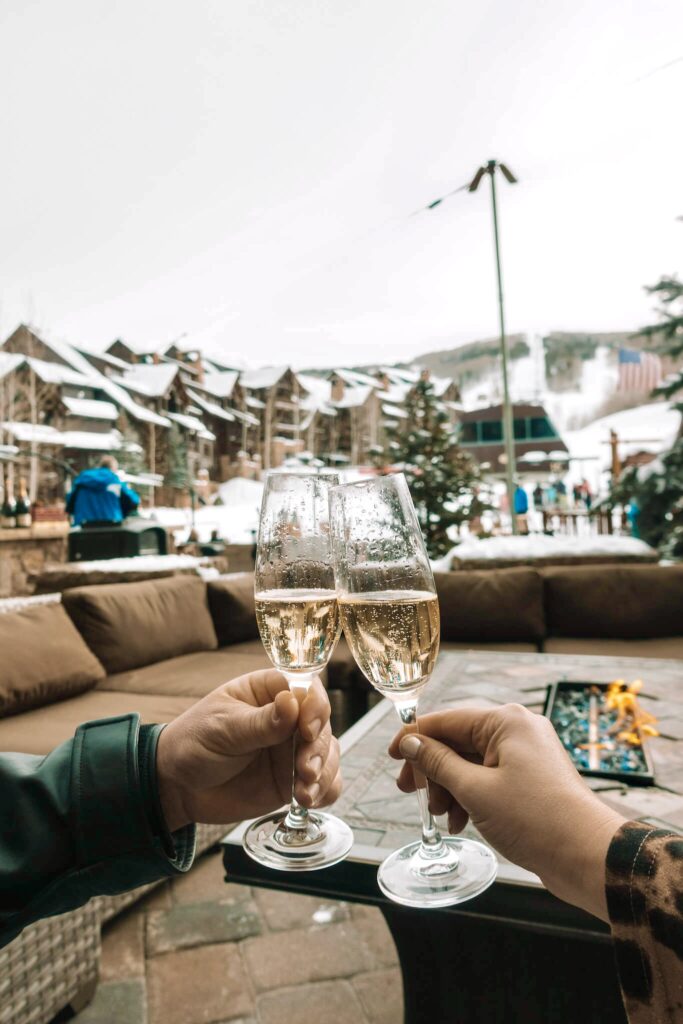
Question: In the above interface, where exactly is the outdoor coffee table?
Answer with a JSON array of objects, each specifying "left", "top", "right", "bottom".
[{"left": 223, "top": 650, "right": 683, "bottom": 1024}]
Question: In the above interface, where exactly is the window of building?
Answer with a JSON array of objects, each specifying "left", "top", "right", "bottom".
[
  {"left": 530, "top": 416, "right": 557, "bottom": 439},
  {"left": 480, "top": 420, "right": 503, "bottom": 442},
  {"left": 459, "top": 421, "right": 478, "bottom": 443},
  {"left": 513, "top": 418, "right": 527, "bottom": 440}
]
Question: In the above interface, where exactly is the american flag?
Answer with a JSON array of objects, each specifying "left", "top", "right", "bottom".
[{"left": 617, "top": 347, "right": 662, "bottom": 393}]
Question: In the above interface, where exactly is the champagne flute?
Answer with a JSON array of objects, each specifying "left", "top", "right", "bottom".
[
  {"left": 331, "top": 473, "right": 497, "bottom": 907},
  {"left": 242, "top": 471, "right": 354, "bottom": 871}
]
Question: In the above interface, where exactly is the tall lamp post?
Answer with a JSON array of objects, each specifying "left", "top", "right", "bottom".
[{"left": 468, "top": 160, "right": 519, "bottom": 533}]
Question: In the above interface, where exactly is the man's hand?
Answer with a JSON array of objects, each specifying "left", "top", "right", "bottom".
[
  {"left": 389, "top": 703, "right": 625, "bottom": 922},
  {"left": 156, "top": 670, "right": 341, "bottom": 832}
]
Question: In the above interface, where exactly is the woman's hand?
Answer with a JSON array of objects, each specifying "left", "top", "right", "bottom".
[
  {"left": 157, "top": 670, "right": 341, "bottom": 831},
  {"left": 389, "top": 703, "right": 625, "bottom": 921}
]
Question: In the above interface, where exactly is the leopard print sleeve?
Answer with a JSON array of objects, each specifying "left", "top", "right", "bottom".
[{"left": 605, "top": 821, "right": 683, "bottom": 1023}]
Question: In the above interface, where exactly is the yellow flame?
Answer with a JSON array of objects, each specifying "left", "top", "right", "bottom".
[{"left": 606, "top": 679, "right": 658, "bottom": 746}]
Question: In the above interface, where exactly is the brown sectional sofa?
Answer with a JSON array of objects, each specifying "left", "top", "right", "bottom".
[
  {"left": 2, "top": 566, "right": 682, "bottom": 757},
  {"left": 1, "top": 564, "right": 682, "bottom": 1024}
]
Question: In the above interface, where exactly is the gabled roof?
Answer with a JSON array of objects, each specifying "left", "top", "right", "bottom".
[
  {"left": 201, "top": 370, "right": 240, "bottom": 399},
  {"left": 240, "top": 365, "right": 289, "bottom": 390},
  {"left": 115, "top": 363, "right": 179, "bottom": 398}
]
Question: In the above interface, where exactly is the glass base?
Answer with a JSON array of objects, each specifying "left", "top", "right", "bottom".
[
  {"left": 377, "top": 836, "right": 497, "bottom": 908},
  {"left": 242, "top": 809, "right": 354, "bottom": 871}
]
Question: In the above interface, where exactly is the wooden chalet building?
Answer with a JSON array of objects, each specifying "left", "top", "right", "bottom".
[{"left": 240, "top": 366, "right": 308, "bottom": 469}]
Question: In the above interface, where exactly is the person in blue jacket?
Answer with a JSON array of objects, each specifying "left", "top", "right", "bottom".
[{"left": 66, "top": 455, "right": 140, "bottom": 526}]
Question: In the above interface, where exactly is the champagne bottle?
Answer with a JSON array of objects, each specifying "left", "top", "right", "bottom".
[
  {"left": 15, "top": 478, "right": 31, "bottom": 528},
  {"left": 1, "top": 478, "right": 17, "bottom": 529}
]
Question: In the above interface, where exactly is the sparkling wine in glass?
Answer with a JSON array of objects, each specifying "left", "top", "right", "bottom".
[
  {"left": 331, "top": 473, "right": 497, "bottom": 907},
  {"left": 242, "top": 471, "right": 354, "bottom": 871}
]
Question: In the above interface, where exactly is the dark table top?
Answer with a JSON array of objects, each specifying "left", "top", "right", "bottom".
[{"left": 224, "top": 649, "right": 683, "bottom": 890}]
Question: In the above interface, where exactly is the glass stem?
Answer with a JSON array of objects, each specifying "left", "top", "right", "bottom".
[
  {"left": 396, "top": 699, "right": 446, "bottom": 857},
  {"left": 283, "top": 673, "right": 314, "bottom": 831}
]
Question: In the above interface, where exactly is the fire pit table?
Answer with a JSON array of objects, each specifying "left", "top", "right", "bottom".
[{"left": 223, "top": 650, "right": 683, "bottom": 1024}]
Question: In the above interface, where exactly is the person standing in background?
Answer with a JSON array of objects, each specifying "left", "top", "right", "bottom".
[{"left": 66, "top": 455, "right": 140, "bottom": 527}]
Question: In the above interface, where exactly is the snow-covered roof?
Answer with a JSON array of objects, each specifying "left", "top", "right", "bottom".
[
  {"left": 108, "top": 337, "right": 169, "bottom": 356},
  {"left": 186, "top": 388, "right": 236, "bottom": 423},
  {"left": 201, "top": 370, "right": 239, "bottom": 399},
  {"left": 430, "top": 375, "right": 454, "bottom": 397},
  {"left": 21, "top": 328, "right": 171, "bottom": 428},
  {"left": 331, "top": 385, "right": 374, "bottom": 409},
  {"left": 62, "top": 430, "right": 125, "bottom": 451},
  {"left": 229, "top": 406, "right": 261, "bottom": 427},
  {"left": 297, "top": 374, "right": 332, "bottom": 404},
  {"left": 166, "top": 411, "right": 216, "bottom": 440},
  {"left": 376, "top": 383, "right": 410, "bottom": 404},
  {"left": 1, "top": 421, "right": 124, "bottom": 451},
  {"left": 332, "top": 368, "right": 380, "bottom": 388},
  {"left": 62, "top": 397, "right": 118, "bottom": 420},
  {"left": 1, "top": 422, "right": 65, "bottom": 445},
  {"left": 75, "top": 346, "right": 131, "bottom": 371},
  {"left": 380, "top": 366, "right": 420, "bottom": 385},
  {"left": 241, "top": 365, "right": 289, "bottom": 390},
  {"left": 116, "top": 363, "right": 179, "bottom": 398},
  {"left": 0, "top": 352, "right": 26, "bottom": 380},
  {"left": 245, "top": 395, "right": 266, "bottom": 410},
  {"left": 381, "top": 402, "right": 409, "bottom": 419}
]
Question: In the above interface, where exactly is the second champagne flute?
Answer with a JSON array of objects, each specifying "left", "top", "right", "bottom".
[
  {"left": 242, "top": 471, "right": 354, "bottom": 871},
  {"left": 331, "top": 473, "right": 497, "bottom": 907}
]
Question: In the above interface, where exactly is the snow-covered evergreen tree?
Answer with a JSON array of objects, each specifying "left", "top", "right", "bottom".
[
  {"left": 164, "top": 423, "right": 191, "bottom": 491},
  {"left": 382, "top": 377, "right": 485, "bottom": 558},
  {"left": 611, "top": 276, "right": 683, "bottom": 558}
]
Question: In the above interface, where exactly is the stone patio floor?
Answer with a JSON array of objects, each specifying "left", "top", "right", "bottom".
[{"left": 71, "top": 847, "right": 403, "bottom": 1024}]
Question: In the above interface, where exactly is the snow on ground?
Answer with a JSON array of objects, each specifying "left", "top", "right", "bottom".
[
  {"left": 143, "top": 477, "right": 264, "bottom": 545},
  {"left": 432, "top": 533, "right": 656, "bottom": 571},
  {"left": 563, "top": 401, "right": 680, "bottom": 495},
  {"left": 61, "top": 554, "right": 208, "bottom": 573}
]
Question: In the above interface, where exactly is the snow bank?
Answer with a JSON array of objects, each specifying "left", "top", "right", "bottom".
[{"left": 432, "top": 533, "right": 656, "bottom": 571}]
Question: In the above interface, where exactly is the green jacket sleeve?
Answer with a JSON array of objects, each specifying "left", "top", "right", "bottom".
[{"left": 0, "top": 713, "right": 196, "bottom": 947}]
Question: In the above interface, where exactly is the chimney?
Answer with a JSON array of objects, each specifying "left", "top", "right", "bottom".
[
  {"left": 193, "top": 353, "right": 205, "bottom": 384},
  {"left": 331, "top": 374, "right": 344, "bottom": 403}
]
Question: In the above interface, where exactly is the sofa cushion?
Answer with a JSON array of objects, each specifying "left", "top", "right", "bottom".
[
  {"left": 100, "top": 643, "right": 274, "bottom": 698},
  {"left": 543, "top": 565, "right": 683, "bottom": 639},
  {"left": 207, "top": 573, "right": 260, "bottom": 646},
  {"left": 0, "top": 690, "right": 194, "bottom": 755},
  {"left": 63, "top": 575, "right": 218, "bottom": 674},
  {"left": 0, "top": 603, "right": 105, "bottom": 718},
  {"left": 434, "top": 569, "right": 545, "bottom": 643},
  {"left": 543, "top": 637, "right": 683, "bottom": 660}
]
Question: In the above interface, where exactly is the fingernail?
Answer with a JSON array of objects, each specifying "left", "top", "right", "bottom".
[
  {"left": 309, "top": 755, "right": 323, "bottom": 777},
  {"left": 308, "top": 783, "right": 321, "bottom": 805},
  {"left": 308, "top": 718, "right": 322, "bottom": 739},
  {"left": 399, "top": 735, "right": 422, "bottom": 759}
]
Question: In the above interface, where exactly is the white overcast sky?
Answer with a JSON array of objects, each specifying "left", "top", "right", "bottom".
[{"left": 0, "top": 0, "right": 682, "bottom": 368}]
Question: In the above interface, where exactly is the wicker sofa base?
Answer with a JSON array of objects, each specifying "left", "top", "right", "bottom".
[{"left": 0, "top": 823, "right": 229, "bottom": 1024}]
